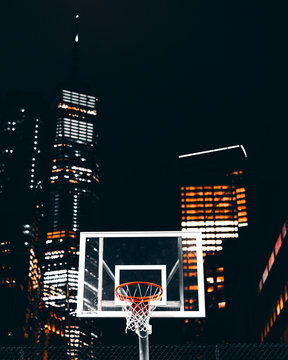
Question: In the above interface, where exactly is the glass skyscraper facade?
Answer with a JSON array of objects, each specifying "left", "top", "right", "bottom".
[
  {"left": 42, "top": 86, "right": 100, "bottom": 354},
  {"left": 179, "top": 145, "right": 248, "bottom": 341}
]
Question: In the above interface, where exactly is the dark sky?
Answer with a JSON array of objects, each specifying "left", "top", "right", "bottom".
[{"left": 1, "top": 0, "right": 287, "bottom": 230}]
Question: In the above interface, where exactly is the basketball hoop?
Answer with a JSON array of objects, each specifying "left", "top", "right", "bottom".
[{"left": 115, "top": 281, "right": 163, "bottom": 337}]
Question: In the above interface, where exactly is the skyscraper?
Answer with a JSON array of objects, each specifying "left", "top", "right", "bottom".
[
  {"left": 0, "top": 92, "right": 47, "bottom": 344},
  {"left": 257, "top": 217, "right": 288, "bottom": 342},
  {"left": 42, "top": 84, "right": 100, "bottom": 353},
  {"left": 178, "top": 145, "right": 248, "bottom": 341}
]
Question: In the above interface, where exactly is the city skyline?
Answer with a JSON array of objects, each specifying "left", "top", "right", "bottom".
[
  {"left": 1, "top": 3, "right": 287, "bottom": 232},
  {"left": 1, "top": 0, "right": 288, "bottom": 352},
  {"left": 1, "top": 2, "right": 286, "bottom": 171}
]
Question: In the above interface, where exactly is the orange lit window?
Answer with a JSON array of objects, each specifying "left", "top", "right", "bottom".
[
  {"left": 221, "top": 197, "right": 232, "bottom": 201},
  {"left": 276, "top": 301, "right": 280, "bottom": 316},
  {"left": 239, "top": 217, "right": 248, "bottom": 223},
  {"left": 188, "top": 285, "right": 198, "bottom": 291},
  {"left": 204, "top": 192, "right": 213, "bottom": 196},
  {"left": 204, "top": 203, "right": 213, "bottom": 208},
  {"left": 238, "top": 211, "right": 247, "bottom": 217},
  {"left": 214, "top": 209, "right": 233, "bottom": 214},
  {"left": 218, "top": 203, "right": 233, "bottom": 208},
  {"left": 285, "top": 285, "right": 288, "bottom": 302},
  {"left": 236, "top": 193, "right": 246, "bottom": 199},
  {"left": 268, "top": 252, "right": 275, "bottom": 271},
  {"left": 216, "top": 276, "right": 224, "bottom": 283},
  {"left": 270, "top": 315, "right": 273, "bottom": 327},
  {"left": 275, "top": 234, "right": 282, "bottom": 256},
  {"left": 186, "top": 198, "right": 204, "bottom": 202},
  {"left": 215, "top": 215, "right": 234, "bottom": 220},
  {"left": 218, "top": 302, "right": 226, "bottom": 309},
  {"left": 259, "top": 279, "right": 263, "bottom": 292},
  {"left": 217, "top": 284, "right": 224, "bottom": 290},
  {"left": 236, "top": 187, "right": 246, "bottom": 193},
  {"left": 207, "top": 286, "right": 214, "bottom": 293},
  {"left": 237, "top": 206, "right": 246, "bottom": 211},
  {"left": 217, "top": 267, "right": 224, "bottom": 273},
  {"left": 280, "top": 295, "right": 284, "bottom": 310},
  {"left": 214, "top": 191, "right": 225, "bottom": 196},
  {"left": 214, "top": 185, "right": 229, "bottom": 190},
  {"left": 186, "top": 210, "right": 203, "bottom": 214},
  {"left": 206, "top": 277, "right": 214, "bottom": 284},
  {"left": 262, "top": 266, "right": 269, "bottom": 284}
]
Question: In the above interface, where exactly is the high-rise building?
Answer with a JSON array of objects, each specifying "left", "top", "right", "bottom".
[
  {"left": 0, "top": 92, "right": 47, "bottom": 344},
  {"left": 42, "top": 84, "right": 100, "bottom": 354},
  {"left": 257, "top": 217, "right": 288, "bottom": 342},
  {"left": 178, "top": 145, "right": 248, "bottom": 341}
]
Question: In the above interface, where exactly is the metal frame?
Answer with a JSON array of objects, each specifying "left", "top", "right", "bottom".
[{"left": 76, "top": 231, "right": 205, "bottom": 318}]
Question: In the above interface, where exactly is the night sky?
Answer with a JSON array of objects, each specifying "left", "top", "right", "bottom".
[{"left": 1, "top": 0, "right": 287, "bottom": 231}]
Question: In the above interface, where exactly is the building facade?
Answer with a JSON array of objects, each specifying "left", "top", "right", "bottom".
[
  {"left": 178, "top": 145, "right": 249, "bottom": 341},
  {"left": 42, "top": 85, "right": 100, "bottom": 355},
  {"left": 257, "top": 217, "right": 288, "bottom": 342},
  {"left": 0, "top": 92, "right": 47, "bottom": 344}
]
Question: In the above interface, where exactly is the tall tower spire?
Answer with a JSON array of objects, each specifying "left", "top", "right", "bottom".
[{"left": 72, "top": 14, "right": 80, "bottom": 80}]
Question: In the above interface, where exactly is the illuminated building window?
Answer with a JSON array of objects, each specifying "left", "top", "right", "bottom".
[
  {"left": 206, "top": 277, "right": 214, "bottom": 284},
  {"left": 259, "top": 279, "right": 263, "bottom": 293},
  {"left": 276, "top": 300, "right": 280, "bottom": 316},
  {"left": 270, "top": 315, "right": 273, "bottom": 327},
  {"left": 262, "top": 266, "right": 268, "bottom": 285},
  {"left": 218, "top": 302, "right": 226, "bottom": 309},
  {"left": 282, "top": 222, "right": 287, "bottom": 240},
  {"left": 275, "top": 234, "right": 282, "bottom": 256},
  {"left": 268, "top": 252, "right": 275, "bottom": 271},
  {"left": 280, "top": 294, "right": 284, "bottom": 311},
  {"left": 62, "top": 90, "right": 97, "bottom": 109}
]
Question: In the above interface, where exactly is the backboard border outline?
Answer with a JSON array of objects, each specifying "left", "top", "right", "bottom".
[
  {"left": 76, "top": 231, "right": 205, "bottom": 318},
  {"left": 114, "top": 264, "right": 167, "bottom": 306}
]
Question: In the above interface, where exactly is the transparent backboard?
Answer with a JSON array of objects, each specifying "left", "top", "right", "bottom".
[{"left": 76, "top": 231, "right": 205, "bottom": 318}]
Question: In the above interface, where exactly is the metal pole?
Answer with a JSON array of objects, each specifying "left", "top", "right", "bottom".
[
  {"left": 138, "top": 331, "right": 149, "bottom": 360},
  {"left": 215, "top": 345, "right": 220, "bottom": 360}
]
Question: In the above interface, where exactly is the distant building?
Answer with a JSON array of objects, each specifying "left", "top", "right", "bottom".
[
  {"left": 178, "top": 145, "right": 248, "bottom": 342},
  {"left": 0, "top": 92, "right": 47, "bottom": 344},
  {"left": 257, "top": 217, "right": 288, "bottom": 342},
  {"left": 42, "top": 84, "right": 100, "bottom": 354}
]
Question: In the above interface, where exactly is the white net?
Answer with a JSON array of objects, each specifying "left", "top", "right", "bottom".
[{"left": 116, "top": 282, "right": 163, "bottom": 337}]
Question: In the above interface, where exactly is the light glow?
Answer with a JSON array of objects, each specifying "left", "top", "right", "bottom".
[{"left": 178, "top": 144, "right": 247, "bottom": 159}]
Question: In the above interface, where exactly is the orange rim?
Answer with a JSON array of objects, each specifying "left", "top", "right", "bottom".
[{"left": 115, "top": 281, "right": 163, "bottom": 303}]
